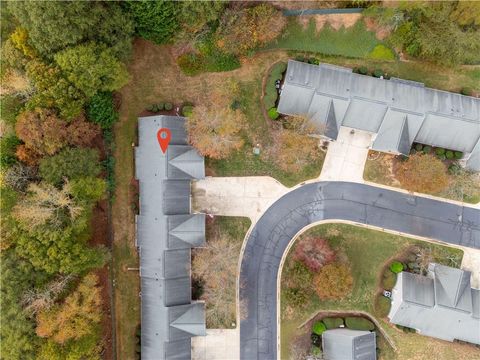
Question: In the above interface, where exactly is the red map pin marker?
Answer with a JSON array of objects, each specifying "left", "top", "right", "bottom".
[{"left": 157, "top": 128, "right": 171, "bottom": 154}]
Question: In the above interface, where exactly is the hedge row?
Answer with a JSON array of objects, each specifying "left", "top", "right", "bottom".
[
  {"left": 413, "top": 143, "right": 463, "bottom": 160},
  {"left": 147, "top": 102, "right": 174, "bottom": 112},
  {"left": 312, "top": 316, "right": 375, "bottom": 333},
  {"left": 264, "top": 62, "right": 287, "bottom": 110}
]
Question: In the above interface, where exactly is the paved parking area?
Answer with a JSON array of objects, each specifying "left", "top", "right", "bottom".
[
  {"left": 319, "top": 126, "right": 373, "bottom": 182},
  {"left": 191, "top": 176, "right": 288, "bottom": 221}
]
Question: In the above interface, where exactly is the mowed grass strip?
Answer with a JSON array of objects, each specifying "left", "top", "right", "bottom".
[{"left": 266, "top": 19, "right": 382, "bottom": 58}]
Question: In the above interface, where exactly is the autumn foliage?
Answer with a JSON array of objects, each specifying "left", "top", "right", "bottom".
[
  {"left": 293, "top": 236, "right": 336, "bottom": 272},
  {"left": 313, "top": 263, "right": 353, "bottom": 300},
  {"left": 186, "top": 105, "right": 245, "bottom": 159},
  {"left": 269, "top": 116, "right": 320, "bottom": 172},
  {"left": 217, "top": 4, "right": 286, "bottom": 55},
  {"left": 395, "top": 153, "right": 449, "bottom": 193},
  {"left": 15, "top": 108, "right": 100, "bottom": 164},
  {"left": 36, "top": 273, "right": 102, "bottom": 344}
]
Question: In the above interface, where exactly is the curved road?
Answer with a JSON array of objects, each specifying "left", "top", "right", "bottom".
[{"left": 239, "top": 181, "right": 480, "bottom": 360}]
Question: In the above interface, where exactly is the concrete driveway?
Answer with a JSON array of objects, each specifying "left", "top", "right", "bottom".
[
  {"left": 319, "top": 127, "right": 373, "bottom": 182},
  {"left": 239, "top": 181, "right": 480, "bottom": 360}
]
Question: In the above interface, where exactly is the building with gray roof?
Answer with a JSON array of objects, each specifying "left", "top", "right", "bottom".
[
  {"left": 322, "top": 328, "right": 376, "bottom": 360},
  {"left": 135, "top": 115, "right": 206, "bottom": 360},
  {"left": 388, "top": 263, "right": 480, "bottom": 344},
  {"left": 277, "top": 60, "right": 480, "bottom": 171}
]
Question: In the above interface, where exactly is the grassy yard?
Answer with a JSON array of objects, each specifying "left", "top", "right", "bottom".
[
  {"left": 280, "top": 224, "right": 476, "bottom": 360},
  {"left": 266, "top": 18, "right": 385, "bottom": 59}
]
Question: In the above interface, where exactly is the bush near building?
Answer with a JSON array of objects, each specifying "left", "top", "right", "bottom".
[{"left": 395, "top": 153, "right": 449, "bottom": 194}]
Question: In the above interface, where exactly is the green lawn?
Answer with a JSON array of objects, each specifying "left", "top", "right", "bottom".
[
  {"left": 206, "top": 148, "right": 323, "bottom": 188},
  {"left": 281, "top": 224, "right": 466, "bottom": 360},
  {"left": 266, "top": 19, "right": 388, "bottom": 59}
]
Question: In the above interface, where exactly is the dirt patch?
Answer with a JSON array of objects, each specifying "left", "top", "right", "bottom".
[
  {"left": 96, "top": 266, "right": 114, "bottom": 360},
  {"left": 364, "top": 17, "right": 391, "bottom": 40},
  {"left": 298, "top": 13, "right": 362, "bottom": 31},
  {"left": 89, "top": 200, "right": 113, "bottom": 360}
]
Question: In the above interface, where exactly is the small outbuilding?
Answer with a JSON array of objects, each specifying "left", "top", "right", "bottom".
[{"left": 322, "top": 328, "right": 377, "bottom": 360}]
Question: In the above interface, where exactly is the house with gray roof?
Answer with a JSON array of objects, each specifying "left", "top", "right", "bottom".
[
  {"left": 135, "top": 115, "right": 206, "bottom": 360},
  {"left": 388, "top": 263, "right": 480, "bottom": 344},
  {"left": 322, "top": 328, "right": 376, "bottom": 360},
  {"left": 277, "top": 60, "right": 480, "bottom": 171}
]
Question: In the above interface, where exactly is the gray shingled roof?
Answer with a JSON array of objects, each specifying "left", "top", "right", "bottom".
[
  {"left": 388, "top": 263, "right": 480, "bottom": 345},
  {"left": 135, "top": 115, "right": 206, "bottom": 360},
  {"left": 322, "top": 328, "right": 377, "bottom": 360},
  {"left": 277, "top": 60, "right": 480, "bottom": 171}
]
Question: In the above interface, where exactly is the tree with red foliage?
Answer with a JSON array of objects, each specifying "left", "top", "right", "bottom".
[{"left": 293, "top": 236, "right": 336, "bottom": 272}]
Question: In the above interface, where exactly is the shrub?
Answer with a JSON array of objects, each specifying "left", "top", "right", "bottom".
[
  {"left": 157, "top": 103, "right": 165, "bottom": 111},
  {"left": 293, "top": 236, "right": 336, "bottom": 272},
  {"left": 368, "top": 44, "right": 395, "bottom": 60},
  {"left": 445, "top": 150, "right": 454, "bottom": 159},
  {"left": 389, "top": 261, "right": 404, "bottom": 274},
  {"left": 312, "top": 321, "right": 326, "bottom": 335},
  {"left": 372, "top": 69, "right": 384, "bottom": 78},
  {"left": 438, "top": 154, "right": 446, "bottom": 161},
  {"left": 322, "top": 317, "right": 344, "bottom": 329},
  {"left": 358, "top": 66, "right": 368, "bottom": 75},
  {"left": 345, "top": 317, "right": 375, "bottom": 331},
  {"left": 395, "top": 153, "right": 449, "bottom": 193},
  {"left": 422, "top": 145, "right": 432, "bottom": 154},
  {"left": 435, "top": 147, "right": 445, "bottom": 156},
  {"left": 415, "top": 143, "right": 423, "bottom": 151},
  {"left": 177, "top": 53, "right": 204, "bottom": 76},
  {"left": 454, "top": 151, "right": 463, "bottom": 159},
  {"left": 382, "top": 270, "right": 397, "bottom": 290},
  {"left": 314, "top": 263, "right": 353, "bottom": 300},
  {"left": 310, "top": 333, "right": 321, "bottom": 347},
  {"left": 87, "top": 92, "right": 118, "bottom": 130},
  {"left": 448, "top": 164, "right": 462, "bottom": 175},
  {"left": 375, "top": 296, "right": 391, "bottom": 318},
  {"left": 268, "top": 107, "right": 280, "bottom": 120},
  {"left": 460, "top": 87, "right": 473, "bottom": 96},
  {"left": 164, "top": 102, "right": 173, "bottom": 111},
  {"left": 0, "top": 135, "right": 20, "bottom": 169},
  {"left": 311, "top": 346, "right": 322, "bottom": 356},
  {"left": 182, "top": 105, "right": 194, "bottom": 117}
]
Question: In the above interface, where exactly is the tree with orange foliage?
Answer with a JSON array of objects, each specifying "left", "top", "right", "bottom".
[
  {"left": 15, "top": 108, "right": 68, "bottom": 158},
  {"left": 36, "top": 273, "right": 102, "bottom": 344},
  {"left": 186, "top": 105, "right": 245, "bottom": 159},
  {"left": 15, "top": 108, "right": 100, "bottom": 164},
  {"left": 395, "top": 153, "right": 449, "bottom": 194},
  {"left": 313, "top": 263, "right": 353, "bottom": 300}
]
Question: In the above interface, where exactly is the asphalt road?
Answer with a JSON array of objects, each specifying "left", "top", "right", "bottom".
[{"left": 239, "top": 181, "right": 480, "bottom": 360}]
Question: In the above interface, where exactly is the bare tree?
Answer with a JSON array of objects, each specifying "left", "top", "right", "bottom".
[
  {"left": 12, "top": 180, "right": 83, "bottom": 228},
  {"left": 3, "top": 163, "right": 38, "bottom": 192},
  {"left": 192, "top": 229, "right": 242, "bottom": 328},
  {"left": 22, "top": 274, "right": 75, "bottom": 315}
]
